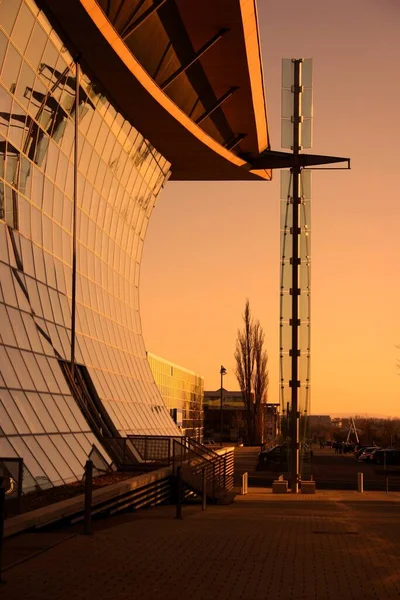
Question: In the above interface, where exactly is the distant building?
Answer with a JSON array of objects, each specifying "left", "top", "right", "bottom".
[
  {"left": 308, "top": 415, "right": 332, "bottom": 427},
  {"left": 148, "top": 354, "right": 204, "bottom": 440},
  {"left": 203, "top": 389, "right": 279, "bottom": 444}
]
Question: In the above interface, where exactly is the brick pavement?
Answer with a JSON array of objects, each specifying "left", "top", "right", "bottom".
[{"left": 3, "top": 489, "right": 400, "bottom": 600}]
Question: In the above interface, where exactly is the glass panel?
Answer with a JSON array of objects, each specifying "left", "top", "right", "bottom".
[
  {"left": 281, "top": 118, "right": 292, "bottom": 150},
  {"left": 23, "top": 435, "right": 62, "bottom": 484},
  {"left": 21, "top": 350, "right": 48, "bottom": 391},
  {"left": 26, "top": 22, "right": 48, "bottom": 72},
  {"left": 6, "top": 347, "right": 34, "bottom": 388},
  {"left": 50, "top": 434, "right": 83, "bottom": 476},
  {"left": 71, "top": 433, "right": 92, "bottom": 460},
  {"left": 280, "top": 229, "right": 293, "bottom": 264},
  {"left": 11, "top": 2, "right": 35, "bottom": 54},
  {"left": 301, "top": 118, "right": 312, "bottom": 149},
  {"left": 7, "top": 306, "right": 30, "bottom": 348},
  {"left": 2, "top": 42, "right": 22, "bottom": 91},
  {"left": 300, "top": 230, "right": 311, "bottom": 260},
  {"left": 35, "top": 435, "right": 75, "bottom": 481},
  {"left": 0, "top": 0, "right": 22, "bottom": 35},
  {"left": 40, "top": 393, "right": 69, "bottom": 431},
  {"left": 299, "top": 323, "right": 310, "bottom": 353},
  {"left": 282, "top": 58, "right": 294, "bottom": 89},
  {"left": 0, "top": 345, "right": 20, "bottom": 387},
  {"left": 281, "top": 88, "right": 293, "bottom": 119},
  {"left": 299, "top": 292, "right": 310, "bottom": 321},
  {"left": 8, "top": 435, "right": 49, "bottom": 486},
  {"left": 0, "top": 389, "right": 29, "bottom": 432},
  {"left": 301, "top": 58, "right": 313, "bottom": 88},
  {"left": 35, "top": 355, "right": 61, "bottom": 393},
  {"left": 12, "top": 389, "right": 44, "bottom": 433},
  {"left": 51, "top": 394, "right": 79, "bottom": 430},
  {"left": 0, "top": 435, "right": 18, "bottom": 457},
  {"left": 0, "top": 86, "right": 12, "bottom": 138},
  {"left": 280, "top": 170, "right": 292, "bottom": 200},
  {"left": 301, "top": 88, "right": 313, "bottom": 119},
  {"left": 300, "top": 171, "right": 311, "bottom": 199},
  {"left": 26, "top": 391, "right": 57, "bottom": 432},
  {"left": 0, "top": 398, "right": 18, "bottom": 433},
  {"left": 21, "top": 311, "right": 43, "bottom": 353},
  {"left": 63, "top": 395, "right": 90, "bottom": 430},
  {"left": 0, "top": 30, "right": 8, "bottom": 79},
  {"left": 280, "top": 292, "right": 292, "bottom": 323}
]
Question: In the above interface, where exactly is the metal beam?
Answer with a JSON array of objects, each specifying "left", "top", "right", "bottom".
[
  {"left": 225, "top": 133, "right": 246, "bottom": 151},
  {"left": 290, "top": 59, "right": 301, "bottom": 495},
  {"left": 160, "top": 28, "right": 229, "bottom": 91},
  {"left": 249, "top": 150, "right": 350, "bottom": 170},
  {"left": 122, "top": 0, "right": 168, "bottom": 41},
  {"left": 195, "top": 87, "right": 239, "bottom": 125},
  {"left": 71, "top": 58, "right": 79, "bottom": 381}
]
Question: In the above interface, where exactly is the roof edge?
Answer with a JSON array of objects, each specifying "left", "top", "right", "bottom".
[
  {"left": 81, "top": 0, "right": 270, "bottom": 180},
  {"left": 239, "top": 0, "right": 269, "bottom": 153}
]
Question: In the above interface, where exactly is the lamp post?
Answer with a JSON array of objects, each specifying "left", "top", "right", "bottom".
[{"left": 220, "top": 365, "right": 227, "bottom": 446}]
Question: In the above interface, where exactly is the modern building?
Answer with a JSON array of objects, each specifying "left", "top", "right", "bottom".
[
  {"left": 204, "top": 388, "right": 279, "bottom": 444},
  {"left": 147, "top": 353, "right": 204, "bottom": 440},
  {"left": 0, "top": 0, "right": 270, "bottom": 492},
  {"left": 204, "top": 389, "right": 246, "bottom": 441}
]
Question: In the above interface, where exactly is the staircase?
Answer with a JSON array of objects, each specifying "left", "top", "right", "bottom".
[
  {"left": 126, "top": 436, "right": 236, "bottom": 504},
  {"left": 173, "top": 439, "right": 236, "bottom": 504}
]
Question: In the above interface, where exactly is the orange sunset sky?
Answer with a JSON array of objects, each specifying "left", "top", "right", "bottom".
[{"left": 141, "top": 0, "right": 400, "bottom": 417}]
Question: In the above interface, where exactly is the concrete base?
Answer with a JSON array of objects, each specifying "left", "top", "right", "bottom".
[
  {"left": 273, "top": 480, "right": 288, "bottom": 494},
  {"left": 301, "top": 481, "right": 316, "bottom": 494}
]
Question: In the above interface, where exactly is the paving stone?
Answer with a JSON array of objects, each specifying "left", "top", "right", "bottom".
[{"left": 3, "top": 490, "right": 400, "bottom": 599}]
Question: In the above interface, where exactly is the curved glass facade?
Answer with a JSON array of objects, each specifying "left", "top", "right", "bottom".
[{"left": 0, "top": 0, "right": 179, "bottom": 491}]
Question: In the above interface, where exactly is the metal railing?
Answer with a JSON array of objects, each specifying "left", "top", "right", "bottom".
[
  {"left": 171, "top": 438, "right": 234, "bottom": 501},
  {"left": 125, "top": 436, "right": 235, "bottom": 501}
]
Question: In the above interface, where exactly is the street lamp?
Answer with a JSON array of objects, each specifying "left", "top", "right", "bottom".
[{"left": 220, "top": 365, "right": 227, "bottom": 446}]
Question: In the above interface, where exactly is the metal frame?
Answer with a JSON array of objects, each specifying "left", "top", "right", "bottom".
[{"left": 160, "top": 29, "right": 229, "bottom": 90}]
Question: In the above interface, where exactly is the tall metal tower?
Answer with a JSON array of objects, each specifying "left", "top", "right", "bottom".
[
  {"left": 279, "top": 58, "right": 351, "bottom": 492},
  {"left": 249, "top": 59, "right": 350, "bottom": 493},
  {"left": 280, "top": 59, "right": 312, "bottom": 492}
]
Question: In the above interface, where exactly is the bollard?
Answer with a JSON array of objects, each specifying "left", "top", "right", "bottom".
[
  {"left": 357, "top": 472, "right": 364, "bottom": 493},
  {"left": 241, "top": 472, "right": 248, "bottom": 495},
  {"left": 84, "top": 460, "right": 93, "bottom": 535},
  {"left": 202, "top": 468, "right": 207, "bottom": 511},
  {"left": 176, "top": 466, "right": 183, "bottom": 520},
  {"left": 0, "top": 485, "right": 5, "bottom": 583}
]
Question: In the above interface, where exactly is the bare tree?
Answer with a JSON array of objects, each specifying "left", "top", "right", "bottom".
[
  {"left": 253, "top": 321, "right": 269, "bottom": 442},
  {"left": 234, "top": 300, "right": 269, "bottom": 444}
]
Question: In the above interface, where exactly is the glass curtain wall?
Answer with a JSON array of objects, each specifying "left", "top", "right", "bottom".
[
  {"left": 0, "top": 0, "right": 178, "bottom": 491},
  {"left": 148, "top": 353, "right": 204, "bottom": 440}
]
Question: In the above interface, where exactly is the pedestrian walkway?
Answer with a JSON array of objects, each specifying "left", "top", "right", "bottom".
[{"left": 3, "top": 488, "right": 400, "bottom": 599}]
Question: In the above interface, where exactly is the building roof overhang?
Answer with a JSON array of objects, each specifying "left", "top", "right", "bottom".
[{"left": 39, "top": 0, "right": 272, "bottom": 181}]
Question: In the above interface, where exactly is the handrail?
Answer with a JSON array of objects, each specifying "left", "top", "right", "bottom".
[{"left": 119, "top": 435, "right": 234, "bottom": 499}]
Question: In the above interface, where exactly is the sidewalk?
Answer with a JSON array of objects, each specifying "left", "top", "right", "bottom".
[{"left": 3, "top": 488, "right": 400, "bottom": 599}]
